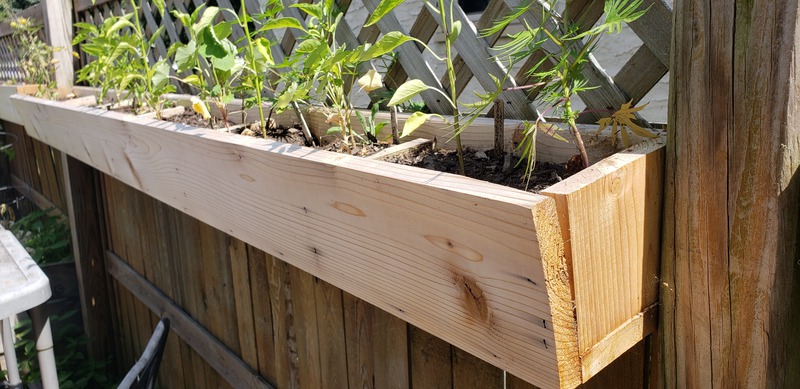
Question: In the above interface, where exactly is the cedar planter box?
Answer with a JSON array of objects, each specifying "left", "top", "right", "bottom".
[{"left": 11, "top": 92, "right": 664, "bottom": 389}]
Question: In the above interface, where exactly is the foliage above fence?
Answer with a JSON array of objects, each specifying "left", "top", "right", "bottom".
[{"left": 69, "top": 0, "right": 672, "bottom": 121}]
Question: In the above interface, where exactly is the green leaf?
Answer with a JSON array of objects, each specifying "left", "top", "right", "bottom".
[
  {"left": 180, "top": 74, "right": 204, "bottom": 88},
  {"left": 362, "top": 32, "right": 412, "bottom": 60},
  {"left": 364, "top": 0, "right": 404, "bottom": 27},
  {"left": 214, "top": 21, "right": 235, "bottom": 40},
  {"left": 148, "top": 25, "right": 165, "bottom": 48},
  {"left": 388, "top": 79, "right": 429, "bottom": 106},
  {"left": 152, "top": 0, "right": 165, "bottom": 15},
  {"left": 295, "top": 39, "right": 320, "bottom": 53},
  {"left": 448, "top": 20, "right": 461, "bottom": 44},
  {"left": 193, "top": 6, "right": 221, "bottom": 36},
  {"left": 252, "top": 37, "right": 274, "bottom": 71},
  {"left": 152, "top": 61, "right": 171, "bottom": 89},
  {"left": 174, "top": 41, "right": 197, "bottom": 71},
  {"left": 401, "top": 111, "right": 434, "bottom": 137},
  {"left": 106, "top": 18, "right": 134, "bottom": 36},
  {"left": 291, "top": 3, "right": 322, "bottom": 19},
  {"left": 326, "top": 126, "right": 342, "bottom": 135},
  {"left": 171, "top": 10, "right": 191, "bottom": 29},
  {"left": 258, "top": 17, "right": 305, "bottom": 32}
]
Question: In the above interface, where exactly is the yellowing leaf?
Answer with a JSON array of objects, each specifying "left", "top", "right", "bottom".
[
  {"left": 402, "top": 112, "right": 438, "bottom": 138},
  {"left": 357, "top": 69, "right": 383, "bottom": 93},
  {"left": 596, "top": 101, "right": 656, "bottom": 148},
  {"left": 191, "top": 96, "right": 211, "bottom": 120}
]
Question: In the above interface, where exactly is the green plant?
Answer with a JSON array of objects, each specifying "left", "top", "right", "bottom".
[
  {"left": 286, "top": 0, "right": 411, "bottom": 148},
  {"left": 171, "top": 5, "right": 244, "bottom": 128},
  {"left": 488, "top": 0, "right": 653, "bottom": 180},
  {"left": 355, "top": 102, "right": 389, "bottom": 143},
  {"left": 9, "top": 208, "right": 72, "bottom": 265},
  {"left": 10, "top": 16, "right": 59, "bottom": 98},
  {"left": 73, "top": 14, "right": 140, "bottom": 105},
  {"left": 6, "top": 311, "right": 115, "bottom": 388},
  {"left": 368, "top": 0, "right": 502, "bottom": 175}
]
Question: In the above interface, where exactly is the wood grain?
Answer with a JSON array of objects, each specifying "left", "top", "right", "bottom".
[
  {"left": 543, "top": 137, "right": 664, "bottom": 355},
  {"left": 106, "top": 250, "right": 275, "bottom": 388},
  {"left": 14, "top": 95, "right": 563, "bottom": 387},
  {"left": 661, "top": 0, "right": 800, "bottom": 387}
]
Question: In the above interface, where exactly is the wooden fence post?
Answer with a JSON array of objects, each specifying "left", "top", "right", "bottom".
[
  {"left": 661, "top": 0, "right": 800, "bottom": 387},
  {"left": 42, "top": 0, "right": 72, "bottom": 95},
  {"left": 61, "top": 154, "right": 115, "bottom": 364}
]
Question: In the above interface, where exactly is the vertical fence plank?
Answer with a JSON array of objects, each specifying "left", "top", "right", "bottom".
[
  {"left": 289, "top": 266, "right": 323, "bottom": 388},
  {"left": 247, "top": 245, "right": 278, "bottom": 384},
  {"left": 60, "top": 156, "right": 115, "bottom": 363},
  {"left": 344, "top": 291, "right": 374, "bottom": 389},
  {"left": 410, "top": 326, "right": 453, "bottom": 389},
  {"left": 452, "top": 347, "right": 504, "bottom": 389},
  {"left": 42, "top": 0, "right": 73, "bottom": 94},
  {"left": 314, "top": 279, "right": 349, "bottom": 389},
  {"left": 267, "top": 254, "right": 297, "bottom": 389},
  {"left": 371, "top": 307, "right": 409, "bottom": 389}
]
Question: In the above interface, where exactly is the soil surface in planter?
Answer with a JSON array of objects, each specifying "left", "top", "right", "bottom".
[
  {"left": 320, "top": 138, "right": 391, "bottom": 157},
  {"left": 382, "top": 146, "right": 572, "bottom": 193}
]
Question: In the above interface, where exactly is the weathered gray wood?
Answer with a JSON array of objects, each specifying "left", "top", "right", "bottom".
[
  {"left": 614, "top": 45, "right": 668, "bottom": 106},
  {"left": 661, "top": 0, "right": 800, "bottom": 387},
  {"left": 106, "top": 250, "right": 276, "bottom": 389},
  {"left": 625, "top": 0, "right": 672, "bottom": 67},
  {"left": 42, "top": 0, "right": 73, "bottom": 95}
]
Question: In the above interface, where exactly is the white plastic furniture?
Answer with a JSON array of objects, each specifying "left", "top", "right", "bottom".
[{"left": 0, "top": 229, "right": 58, "bottom": 389}]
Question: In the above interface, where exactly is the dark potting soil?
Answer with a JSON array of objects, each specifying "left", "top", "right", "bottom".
[
  {"left": 382, "top": 146, "right": 572, "bottom": 193},
  {"left": 321, "top": 138, "right": 391, "bottom": 157}
]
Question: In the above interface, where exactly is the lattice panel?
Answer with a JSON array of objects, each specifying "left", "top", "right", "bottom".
[
  {"left": 0, "top": 4, "right": 46, "bottom": 82},
  {"left": 70, "top": 0, "right": 672, "bottom": 122}
]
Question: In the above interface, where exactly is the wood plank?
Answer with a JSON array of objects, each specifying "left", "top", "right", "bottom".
[
  {"left": 0, "top": 4, "right": 44, "bottom": 37},
  {"left": 507, "top": 374, "right": 540, "bottom": 389},
  {"left": 452, "top": 347, "right": 504, "bottom": 388},
  {"left": 60, "top": 155, "right": 115, "bottom": 362},
  {"left": 542, "top": 137, "right": 664, "bottom": 355},
  {"left": 266, "top": 254, "right": 297, "bottom": 389},
  {"left": 314, "top": 279, "right": 348, "bottom": 389},
  {"left": 409, "top": 326, "right": 452, "bottom": 389},
  {"left": 106, "top": 250, "right": 276, "bottom": 388},
  {"left": 371, "top": 304, "right": 409, "bottom": 389},
  {"left": 613, "top": 46, "right": 668, "bottom": 106},
  {"left": 383, "top": 7, "right": 437, "bottom": 90},
  {"left": 10, "top": 175, "right": 63, "bottom": 217},
  {"left": 42, "top": 0, "right": 73, "bottom": 96},
  {"left": 625, "top": 0, "right": 672, "bottom": 68},
  {"left": 662, "top": 0, "right": 800, "bottom": 386},
  {"left": 579, "top": 304, "right": 657, "bottom": 380},
  {"left": 343, "top": 291, "right": 374, "bottom": 389},
  {"left": 229, "top": 238, "right": 258, "bottom": 368},
  {"left": 13, "top": 95, "right": 563, "bottom": 388},
  {"left": 288, "top": 266, "right": 323, "bottom": 388},
  {"left": 247, "top": 245, "right": 278, "bottom": 383}
]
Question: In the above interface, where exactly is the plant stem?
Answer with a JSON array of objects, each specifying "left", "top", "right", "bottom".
[
  {"left": 240, "top": 0, "right": 267, "bottom": 135},
  {"left": 438, "top": 0, "right": 465, "bottom": 175}
]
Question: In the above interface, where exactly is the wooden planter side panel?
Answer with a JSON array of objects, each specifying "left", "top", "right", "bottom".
[
  {"left": 0, "top": 85, "right": 40, "bottom": 124},
  {"left": 542, "top": 137, "right": 665, "bottom": 380},
  {"left": 13, "top": 95, "right": 565, "bottom": 388}
]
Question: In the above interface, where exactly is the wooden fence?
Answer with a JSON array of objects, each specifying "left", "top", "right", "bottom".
[
  {"left": 0, "top": 4, "right": 45, "bottom": 82},
  {"left": 0, "top": 0, "right": 672, "bottom": 387}
]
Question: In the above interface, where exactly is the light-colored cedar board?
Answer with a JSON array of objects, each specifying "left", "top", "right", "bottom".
[
  {"left": 105, "top": 251, "right": 275, "bottom": 389},
  {"left": 13, "top": 94, "right": 564, "bottom": 388},
  {"left": 0, "top": 85, "right": 40, "bottom": 123},
  {"left": 580, "top": 303, "right": 657, "bottom": 380},
  {"left": 366, "top": 138, "right": 433, "bottom": 160},
  {"left": 541, "top": 137, "right": 665, "bottom": 357}
]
